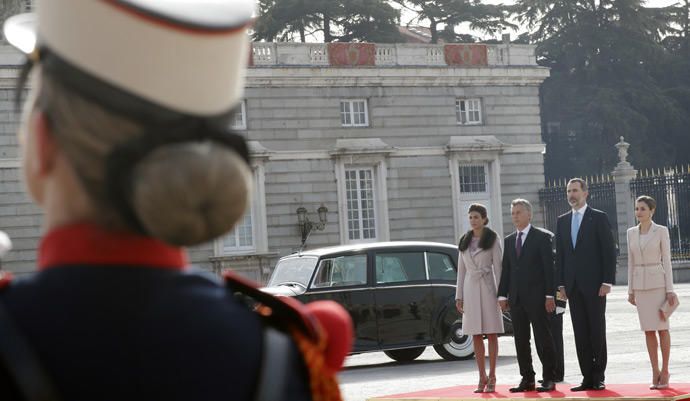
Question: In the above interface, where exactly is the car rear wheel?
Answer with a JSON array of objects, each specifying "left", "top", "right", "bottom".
[
  {"left": 383, "top": 346, "right": 426, "bottom": 362},
  {"left": 433, "top": 321, "right": 474, "bottom": 360}
]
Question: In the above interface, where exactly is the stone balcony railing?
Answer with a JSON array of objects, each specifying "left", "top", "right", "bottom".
[{"left": 250, "top": 42, "right": 537, "bottom": 68}]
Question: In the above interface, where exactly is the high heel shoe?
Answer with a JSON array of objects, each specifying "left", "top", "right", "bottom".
[
  {"left": 485, "top": 376, "right": 497, "bottom": 393},
  {"left": 656, "top": 372, "right": 670, "bottom": 390},
  {"left": 650, "top": 372, "right": 660, "bottom": 390},
  {"left": 474, "top": 377, "right": 488, "bottom": 393}
]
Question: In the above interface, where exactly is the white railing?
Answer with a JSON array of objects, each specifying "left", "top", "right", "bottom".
[
  {"left": 425, "top": 46, "right": 445, "bottom": 65},
  {"left": 249, "top": 42, "right": 537, "bottom": 67},
  {"left": 308, "top": 44, "right": 328, "bottom": 65},
  {"left": 252, "top": 43, "right": 276, "bottom": 65},
  {"left": 375, "top": 44, "right": 397, "bottom": 66}
]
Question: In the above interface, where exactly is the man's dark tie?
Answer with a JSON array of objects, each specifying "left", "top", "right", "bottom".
[{"left": 516, "top": 231, "right": 523, "bottom": 258}]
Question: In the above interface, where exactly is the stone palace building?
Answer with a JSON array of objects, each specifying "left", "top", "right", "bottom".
[{"left": 1, "top": 31, "right": 549, "bottom": 281}]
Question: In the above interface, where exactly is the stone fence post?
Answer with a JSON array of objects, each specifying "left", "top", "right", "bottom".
[{"left": 612, "top": 137, "right": 637, "bottom": 284}]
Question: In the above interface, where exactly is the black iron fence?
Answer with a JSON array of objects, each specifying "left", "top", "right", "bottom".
[
  {"left": 538, "top": 178, "right": 618, "bottom": 250},
  {"left": 630, "top": 168, "right": 690, "bottom": 261}
]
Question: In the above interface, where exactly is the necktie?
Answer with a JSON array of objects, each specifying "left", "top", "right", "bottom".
[
  {"left": 571, "top": 211, "right": 581, "bottom": 248},
  {"left": 516, "top": 231, "right": 523, "bottom": 258}
]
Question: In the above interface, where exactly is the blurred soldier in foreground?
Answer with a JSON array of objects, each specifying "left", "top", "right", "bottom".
[{"left": 0, "top": 1, "right": 352, "bottom": 400}]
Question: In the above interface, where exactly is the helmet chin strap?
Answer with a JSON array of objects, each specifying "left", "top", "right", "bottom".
[{"left": 14, "top": 49, "right": 39, "bottom": 113}]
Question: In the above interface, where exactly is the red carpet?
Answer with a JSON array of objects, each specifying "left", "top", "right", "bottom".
[{"left": 368, "top": 383, "right": 690, "bottom": 401}]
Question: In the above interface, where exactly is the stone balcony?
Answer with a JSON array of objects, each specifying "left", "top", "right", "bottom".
[{"left": 250, "top": 42, "right": 538, "bottom": 68}]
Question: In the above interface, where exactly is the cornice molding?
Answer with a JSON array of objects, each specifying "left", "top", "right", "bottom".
[{"left": 246, "top": 66, "right": 549, "bottom": 88}]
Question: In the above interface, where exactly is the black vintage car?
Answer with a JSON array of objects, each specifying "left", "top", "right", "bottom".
[{"left": 263, "top": 241, "right": 513, "bottom": 362}]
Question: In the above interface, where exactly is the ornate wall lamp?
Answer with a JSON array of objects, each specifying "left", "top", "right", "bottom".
[{"left": 297, "top": 205, "right": 328, "bottom": 247}]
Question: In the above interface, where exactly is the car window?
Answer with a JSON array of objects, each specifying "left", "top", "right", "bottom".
[
  {"left": 268, "top": 256, "right": 318, "bottom": 287},
  {"left": 311, "top": 254, "right": 367, "bottom": 288},
  {"left": 375, "top": 252, "right": 426, "bottom": 284},
  {"left": 427, "top": 252, "right": 456, "bottom": 281}
]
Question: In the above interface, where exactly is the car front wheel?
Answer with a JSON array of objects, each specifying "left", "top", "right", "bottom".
[
  {"left": 383, "top": 346, "right": 426, "bottom": 362},
  {"left": 433, "top": 321, "right": 474, "bottom": 360}
]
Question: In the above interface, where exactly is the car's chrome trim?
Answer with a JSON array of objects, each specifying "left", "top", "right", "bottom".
[
  {"left": 424, "top": 251, "right": 430, "bottom": 281},
  {"left": 306, "top": 282, "right": 446, "bottom": 294},
  {"left": 430, "top": 283, "right": 456, "bottom": 288},
  {"left": 306, "top": 287, "right": 375, "bottom": 294}
]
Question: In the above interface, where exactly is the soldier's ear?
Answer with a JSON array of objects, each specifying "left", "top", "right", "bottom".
[{"left": 32, "top": 110, "right": 58, "bottom": 176}]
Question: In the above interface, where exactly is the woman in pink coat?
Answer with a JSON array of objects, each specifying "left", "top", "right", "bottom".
[
  {"left": 627, "top": 195, "right": 678, "bottom": 389},
  {"left": 456, "top": 203, "right": 504, "bottom": 393}
]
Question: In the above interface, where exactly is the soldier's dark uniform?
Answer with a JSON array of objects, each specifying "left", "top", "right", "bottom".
[
  {"left": 0, "top": 225, "right": 311, "bottom": 400},
  {"left": 0, "top": 1, "right": 350, "bottom": 400}
]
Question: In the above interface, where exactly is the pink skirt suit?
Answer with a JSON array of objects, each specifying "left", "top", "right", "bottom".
[{"left": 627, "top": 222, "right": 675, "bottom": 331}]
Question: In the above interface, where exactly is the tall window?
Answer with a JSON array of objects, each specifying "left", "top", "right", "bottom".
[
  {"left": 456, "top": 98, "right": 482, "bottom": 125},
  {"left": 216, "top": 161, "right": 268, "bottom": 256},
  {"left": 458, "top": 165, "right": 487, "bottom": 193},
  {"left": 456, "top": 163, "right": 492, "bottom": 235},
  {"left": 448, "top": 137, "right": 504, "bottom": 240},
  {"left": 230, "top": 100, "right": 247, "bottom": 130},
  {"left": 340, "top": 99, "right": 369, "bottom": 127},
  {"left": 345, "top": 168, "right": 377, "bottom": 241},
  {"left": 221, "top": 208, "right": 254, "bottom": 253}
]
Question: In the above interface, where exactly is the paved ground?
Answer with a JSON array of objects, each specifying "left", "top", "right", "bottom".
[{"left": 338, "top": 283, "right": 690, "bottom": 401}]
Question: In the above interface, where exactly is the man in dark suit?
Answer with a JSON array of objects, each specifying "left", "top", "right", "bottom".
[
  {"left": 498, "top": 199, "right": 558, "bottom": 392},
  {"left": 556, "top": 178, "right": 616, "bottom": 391}
]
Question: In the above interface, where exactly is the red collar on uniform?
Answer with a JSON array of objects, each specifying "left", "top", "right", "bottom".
[{"left": 38, "top": 223, "right": 187, "bottom": 271}]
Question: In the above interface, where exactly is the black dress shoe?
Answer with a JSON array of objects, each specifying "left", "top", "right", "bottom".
[
  {"left": 570, "top": 383, "right": 592, "bottom": 391},
  {"left": 509, "top": 382, "right": 536, "bottom": 392},
  {"left": 541, "top": 378, "right": 565, "bottom": 383},
  {"left": 591, "top": 382, "right": 606, "bottom": 390},
  {"left": 537, "top": 381, "right": 556, "bottom": 392}
]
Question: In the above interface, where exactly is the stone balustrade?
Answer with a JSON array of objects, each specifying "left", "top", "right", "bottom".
[{"left": 250, "top": 42, "right": 537, "bottom": 67}]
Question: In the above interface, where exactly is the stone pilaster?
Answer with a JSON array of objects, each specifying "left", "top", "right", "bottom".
[{"left": 612, "top": 137, "right": 637, "bottom": 284}]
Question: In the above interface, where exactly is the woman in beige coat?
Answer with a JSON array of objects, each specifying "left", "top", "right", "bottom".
[
  {"left": 627, "top": 195, "right": 678, "bottom": 389},
  {"left": 456, "top": 203, "right": 504, "bottom": 393}
]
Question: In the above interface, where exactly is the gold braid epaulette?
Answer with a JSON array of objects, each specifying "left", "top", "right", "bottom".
[
  {"left": 290, "top": 326, "right": 343, "bottom": 401},
  {"left": 226, "top": 272, "right": 343, "bottom": 401}
]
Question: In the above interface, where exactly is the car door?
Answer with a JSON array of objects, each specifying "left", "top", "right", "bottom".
[
  {"left": 301, "top": 252, "right": 378, "bottom": 352},
  {"left": 426, "top": 249, "right": 460, "bottom": 342},
  {"left": 373, "top": 249, "right": 434, "bottom": 348}
]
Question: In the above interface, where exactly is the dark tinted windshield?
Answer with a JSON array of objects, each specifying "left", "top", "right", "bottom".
[{"left": 268, "top": 256, "right": 319, "bottom": 287}]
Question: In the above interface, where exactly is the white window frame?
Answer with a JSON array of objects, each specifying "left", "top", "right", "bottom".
[
  {"left": 449, "top": 155, "right": 503, "bottom": 240},
  {"left": 456, "top": 98, "right": 483, "bottom": 125},
  {"left": 344, "top": 167, "right": 378, "bottom": 241},
  {"left": 340, "top": 99, "right": 369, "bottom": 127},
  {"left": 230, "top": 100, "right": 247, "bottom": 130},
  {"left": 214, "top": 158, "right": 268, "bottom": 256},
  {"left": 220, "top": 205, "right": 255, "bottom": 253},
  {"left": 335, "top": 155, "right": 390, "bottom": 244}
]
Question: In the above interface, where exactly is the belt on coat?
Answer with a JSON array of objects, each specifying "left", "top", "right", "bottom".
[
  {"left": 634, "top": 263, "right": 662, "bottom": 268},
  {"left": 467, "top": 268, "right": 493, "bottom": 279}
]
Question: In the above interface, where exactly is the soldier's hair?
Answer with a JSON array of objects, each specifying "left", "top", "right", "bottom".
[
  {"left": 468, "top": 203, "right": 489, "bottom": 225},
  {"left": 568, "top": 178, "right": 588, "bottom": 192},
  {"left": 636, "top": 195, "right": 657, "bottom": 211},
  {"left": 510, "top": 198, "right": 532, "bottom": 214},
  {"left": 32, "top": 68, "right": 252, "bottom": 246}
]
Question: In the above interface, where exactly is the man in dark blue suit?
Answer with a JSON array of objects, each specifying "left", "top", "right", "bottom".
[{"left": 555, "top": 178, "right": 616, "bottom": 391}]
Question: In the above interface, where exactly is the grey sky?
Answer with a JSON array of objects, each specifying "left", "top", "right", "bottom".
[{"left": 399, "top": 0, "right": 682, "bottom": 40}]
